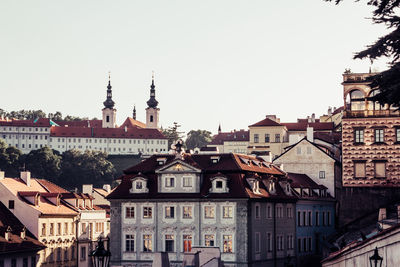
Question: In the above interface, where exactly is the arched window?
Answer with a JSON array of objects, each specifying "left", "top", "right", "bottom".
[
  {"left": 349, "top": 90, "right": 365, "bottom": 111},
  {"left": 150, "top": 115, "right": 154, "bottom": 122},
  {"left": 368, "top": 90, "right": 383, "bottom": 111}
]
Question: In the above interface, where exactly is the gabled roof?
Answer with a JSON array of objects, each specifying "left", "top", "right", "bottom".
[
  {"left": 0, "top": 202, "right": 45, "bottom": 255},
  {"left": 119, "top": 117, "right": 146, "bottom": 129},
  {"left": 209, "top": 130, "right": 249, "bottom": 145},
  {"left": 287, "top": 173, "right": 326, "bottom": 190},
  {"left": 249, "top": 117, "right": 282, "bottom": 127}
]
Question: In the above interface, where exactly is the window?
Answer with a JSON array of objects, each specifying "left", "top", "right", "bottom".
[
  {"left": 165, "top": 206, "right": 175, "bottom": 219},
  {"left": 297, "top": 211, "right": 301, "bottom": 226},
  {"left": 303, "top": 238, "right": 307, "bottom": 252},
  {"left": 136, "top": 181, "right": 143, "bottom": 189},
  {"left": 255, "top": 232, "right": 261, "bottom": 253},
  {"left": 41, "top": 223, "right": 46, "bottom": 236},
  {"left": 350, "top": 90, "right": 365, "bottom": 111},
  {"left": 50, "top": 223, "right": 54, "bottom": 235},
  {"left": 64, "top": 222, "right": 68, "bottom": 235},
  {"left": 354, "top": 162, "right": 366, "bottom": 178},
  {"left": 143, "top": 207, "right": 152, "bottom": 219},
  {"left": 315, "top": 211, "right": 320, "bottom": 226},
  {"left": 322, "top": 211, "right": 326, "bottom": 226},
  {"left": 327, "top": 211, "right": 331, "bottom": 226},
  {"left": 255, "top": 204, "right": 260, "bottom": 219},
  {"left": 165, "top": 177, "right": 175, "bottom": 187},
  {"left": 254, "top": 134, "right": 259, "bottom": 143},
  {"left": 223, "top": 235, "right": 233, "bottom": 253},
  {"left": 308, "top": 237, "right": 312, "bottom": 252},
  {"left": 106, "top": 116, "right": 110, "bottom": 123},
  {"left": 287, "top": 206, "right": 293, "bottom": 218},
  {"left": 375, "top": 162, "right": 386, "bottom": 178},
  {"left": 57, "top": 223, "right": 61, "bottom": 235},
  {"left": 165, "top": 234, "right": 174, "bottom": 252},
  {"left": 23, "top": 258, "right": 28, "bottom": 267},
  {"left": 276, "top": 206, "right": 283, "bottom": 218},
  {"left": 308, "top": 211, "right": 312, "bottom": 226},
  {"left": 275, "top": 134, "right": 280, "bottom": 143},
  {"left": 143, "top": 234, "right": 152, "bottom": 252},
  {"left": 31, "top": 256, "right": 36, "bottom": 267},
  {"left": 56, "top": 248, "right": 61, "bottom": 261},
  {"left": 223, "top": 206, "right": 233, "bottom": 218},
  {"left": 183, "top": 234, "right": 192, "bottom": 252},
  {"left": 267, "top": 232, "right": 272, "bottom": 252},
  {"left": 303, "top": 211, "right": 307, "bottom": 226},
  {"left": 287, "top": 234, "right": 294, "bottom": 249},
  {"left": 216, "top": 180, "right": 223, "bottom": 188},
  {"left": 298, "top": 238, "right": 302, "bottom": 252},
  {"left": 11, "top": 259, "right": 16, "bottom": 267},
  {"left": 204, "top": 206, "right": 215, "bottom": 218},
  {"left": 8, "top": 200, "right": 14, "bottom": 209},
  {"left": 71, "top": 222, "right": 75, "bottom": 235},
  {"left": 80, "top": 246, "right": 86, "bottom": 261},
  {"left": 95, "top": 222, "right": 104, "bottom": 233},
  {"left": 307, "top": 146, "right": 312, "bottom": 154},
  {"left": 375, "top": 129, "right": 384, "bottom": 143},
  {"left": 319, "top": 171, "right": 326, "bottom": 179},
  {"left": 71, "top": 246, "right": 75, "bottom": 260},
  {"left": 267, "top": 205, "right": 272, "bottom": 218},
  {"left": 125, "top": 234, "right": 135, "bottom": 252},
  {"left": 150, "top": 115, "right": 154, "bottom": 122},
  {"left": 265, "top": 134, "right": 270, "bottom": 142},
  {"left": 205, "top": 234, "right": 215, "bottom": 246},
  {"left": 296, "top": 147, "right": 301, "bottom": 154},
  {"left": 125, "top": 207, "right": 135, "bottom": 218},
  {"left": 397, "top": 128, "right": 400, "bottom": 142},
  {"left": 182, "top": 206, "right": 192, "bottom": 219},
  {"left": 354, "top": 129, "right": 364, "bottom": 143},
  {"left": 277, "top": 235, "right": 284, "bottom": 251},
  {"left": 183, "top": 176, "right": 192, "bottom": 187}
]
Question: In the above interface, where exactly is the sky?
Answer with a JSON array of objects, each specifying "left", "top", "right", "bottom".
[{"left": 0, "top": 0, "right": 390, "bottom": 135}]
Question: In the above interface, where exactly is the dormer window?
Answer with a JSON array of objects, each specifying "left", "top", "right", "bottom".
[
  {"left": 247, "top": 178, "right": 261, "bottom": 194},
  {"left": 211, "top": 156, "right": 220, "bottom": 164},
  {"left": 210, "top": 176, "right": 229, "bottom": 193},
  {"left": 130, "top": 177, "right": 149, "bottom": 194},
  {"left": 268, "top": 181, "right": 276, "bottom": 194},
  {"left": 157, "top": 158, "right": 167, "bottom": 165}
]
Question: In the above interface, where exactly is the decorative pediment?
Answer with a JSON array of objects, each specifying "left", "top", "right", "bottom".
[
  {"left": 129, "top": 174, "right": 149, "bottom": 194},
  {"left": 181, "top": 226, "right": 196, "bottom": 232},
  {"left": 155, "top": 159, "right": 201, "bottom": 174},
  {"left": 140, "top": 226, "right": 155, "bottom": 232},
  {"left": 123, "top": 226, "right": 137, "bottom": 232},
  {"left": 161, "top": 226, "right": 178, "bottom": 233}
]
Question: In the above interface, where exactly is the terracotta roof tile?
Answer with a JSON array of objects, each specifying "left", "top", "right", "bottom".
[
  {"left": 209, "top": 130, "right": 249, "bottom": 145},
  {"left": 119, "top": 117, "right": 146, "bottom": 129}
]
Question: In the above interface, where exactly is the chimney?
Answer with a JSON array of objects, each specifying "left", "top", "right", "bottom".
[
  {"left": 328, "top": 107, "right": 332, "bottom": 116},
  {"left": 378, "top": 208, "right": 387, "bottom": 221},
  {"left": 306, "top": 127, "right": 314, "bottom": 142},
  {"left": 311, "top": 113, "right": 316, "bottom": 122},
  {"left": 20, "top": 227, "right": 26, "bottom": 239},
  {"left": 20, "top": 171, "right": 31, "bottom": 187},
  {"left": 0, "top": 171, "right": 4, "bottom": 180},
  {"left": 103, "top": 184, "right": 111, "bottom": 193},
  {"left": 5, "top": 226, "right": 12, "bottom": 241},
  {"left": 307, "top": 116, "right": 311, "bottom": 123}
]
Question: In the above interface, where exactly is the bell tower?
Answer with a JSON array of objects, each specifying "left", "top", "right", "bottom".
[
  {"left": 146, "top": 73, "right": 160, "bottom": 129},
  {"left": 102, "top": 73, "right": 117, "bottom": 128}
]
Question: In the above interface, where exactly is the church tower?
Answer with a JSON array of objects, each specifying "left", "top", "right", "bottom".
[
  {"left": 146, "top": 73, "right": 160, "bottom": 129},
  {"left": 102, "top": 74, "right": 117, "bottom": 128}
]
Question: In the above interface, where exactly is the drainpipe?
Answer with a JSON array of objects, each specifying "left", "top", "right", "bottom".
[{"left": 273, "top": 202, "right": 277, "bottom": 267}]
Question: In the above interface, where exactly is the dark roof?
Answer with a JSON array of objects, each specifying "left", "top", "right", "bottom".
[
  {"left": 314, "top": 132, "right": 341, "bottom": 145},
  {"left": 200, "top": 147, "right": 218, "bottom": 152},
  {"left": 287, "top": 173, "right": 326, "bottom": 190},
  {"left": 282, "top": 122, "right": 334, "bottom": 131},
  {"left": 249, "top": 117, "right": 282, "bottom": 127},
  {"left": 209, "top": 130, "right": 249, "bottom": 145},
  {"left": 108, "top": 153, "right": 295, "bottom": 201},
  {"left": 50, "top": 126, "right": 166, "bottom": 139},
  {"left": 55, "top": 120, "right": 103, "bottom": 128},
  {"left": 0, "top": 202, "right": 46, "bottom": 255},
  {"left": 0, "top": 118, "right": 53, "bottom": 127}
]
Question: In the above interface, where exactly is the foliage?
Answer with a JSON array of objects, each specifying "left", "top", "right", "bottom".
[
  {"left": 162, "top": 122, "right": 185, "bottom": 150},
  {"left": 327, "top": 0, "right": 400, "bottom": 107},
  {"left": 0, "top": 109, "right": 94, "bottom": 121},
  {"left": 24, "top": 147, "right": 61, "bottom": 182},
  {"left": 0, "top": 139, "right": 23, "bottom": 177},
  {"left": 185, "top": 129, "right": 212, "bottom": 150},
  {"left": 59, "top": 149, "right": 116, "bottom": 190}
]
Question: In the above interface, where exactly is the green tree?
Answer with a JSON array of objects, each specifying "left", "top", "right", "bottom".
[
  {"left": 59, "top": 150, "right": 115, "bottom": 190},
  {"left": 0, "top": 139, "right": 23, "bottom": 177},
  {"left": 162, "top": 122, "right": 185, "bottom": 150},
  {"left": 24, "top": 147, "right": 61, "bottom": 182},
  {"left": 185, "top": 129, "right": 212, "bottom": 150},
  {"left": 327, "top": 0, "right": 400, "bottom": 107}
]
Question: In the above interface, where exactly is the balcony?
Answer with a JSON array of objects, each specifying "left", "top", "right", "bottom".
[{"left": 344, "top": 109, "right": 400, "bottom": 118}]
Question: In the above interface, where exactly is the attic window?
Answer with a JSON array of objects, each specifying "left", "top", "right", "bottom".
[
  {"left": 211, "top": 156, "right": 220, "bottom": 164},
  {"left": 216, "top": 181, "right": 223, "bottom": 188},
  {"left": 157, "top": 158, "right": 167, "bottom": 165},
  {"left": 210, "top": 177, "right": 229, "bottom": 193},
  {"left": 8, "top": 200, "right": 14, "bottom": 209},
  {"left": 130, "top": 177, "right": 149, "bottom": 194}
]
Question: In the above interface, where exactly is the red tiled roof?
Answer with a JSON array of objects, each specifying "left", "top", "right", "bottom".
[
  {"left": 0, "top": 118, "right": 52, "bottom": 127},
  {"left": 0, "top": 202, "right": 45, "bottom": 255},
  {"left": 249, "top": 117, "right": 282, "bottom": 127},
  {"left": 287, "top": 172, "right": 326, "bottom": 190},
  {"left": 209, "top": 130, "right": 249, "bottom": 145},
  {"left": 282, "top": 122, "right": 334, "bottom": 131},
  {"left": 108, "top": 153, "right": 293, "bottom": 201},
  {"left": 36, "top": 179, "right": 69, "bottom": 193},
  {"left": 50, "top": 126, "right": 167, "bottom": 139},
  {"left": 119, "top": 117, "right": 146, "bottom": 129},
  {"left": 55, "top": 120, "right": 103, "bottom": 128}
]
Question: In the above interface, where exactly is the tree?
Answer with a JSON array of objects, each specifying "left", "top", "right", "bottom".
[
  {"left": 59, "top": 150, "right": 115, "bottom": 190},
  {"left": 162, "top": 122, "right": 185, "bottom": 150},
  {"left": 0, "top": 139, "right": 23, "bottom": 177},
  {"left": 185, "top": 130, "right": 212, "bottom": 150},
  {"left": 327, "top": 0, "right": 400, "bottom": 107},
  {"left": 24, "top": 147, "right": 61, "bottom": 182}
]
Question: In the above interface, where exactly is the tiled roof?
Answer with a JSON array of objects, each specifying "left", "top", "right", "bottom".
[
  {"left": 119, "top": 117, "right": 146, "bottom": 129},
  {"left": 282, "top": 122, "right": 334, "bottom": 131},
  {"left": 249, "top": 117, "right": 282, "bottom": 127},
  {"left": 314, "top": 132, "right": 341, "bottom": 145},
  {"left": 55, "top": 120, "right": 103, "bottom": 128},
  {"left": 0, "top": 118, "right": 52, "bottom": 127},
  {"left": 50, "top": 126, "right": 167, "bottom": 139},
  {"left": 209, "top": 130, "right": 249, "bottom": 145},
  {"left": 287, "top": 173, "right": 326, "bottom": 190},
  {"left": 0, "top": 178, "right": 78, "bottom": 216},
  {"left": 93, "top": 188, "right": 109, "bottom": 198},
  {"left": 36, "top": 179, "right": 69, "bottom": 193},
  {"left": 108, "top": 153, "right": 294, "bottom": 201},
  {"left": 0, "top": 202, "right": 45, "bottom": 255}
]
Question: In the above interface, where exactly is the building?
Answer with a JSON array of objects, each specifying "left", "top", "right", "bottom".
[
  {"left": 248, "top": 115, "right": 335, "bottom": 158},
  {"left": 82, "top": 184, "right": 111, "bottom": 206},
  {"left": 273, "top": 136, "right": 340, "bottom": 197},
  {"left": 0, "top": 171, "right": 78, "bottom": 267},
  {"left": 0, "top": 76, "right": 168, "bottom": 155},
  {"left": 107, "top": 146, "right": 297, "bottom": 267},
  {"left": 207, "top": 128, "right": 249, "bottom": 154},
  {"left": 287, "top": 173, "right": 335, "bottom": 266},
  {"left": 0, "top": 201, "right": 46, "bottom": 267}
]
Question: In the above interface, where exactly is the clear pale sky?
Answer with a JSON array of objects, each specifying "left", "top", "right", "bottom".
[{"left": 0, "top": 0, "right": 389, "bottom": 135}]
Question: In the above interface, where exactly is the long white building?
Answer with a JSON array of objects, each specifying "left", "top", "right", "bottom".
[{"left": 0, "top": 76, "right": 168, "bottom": 155}]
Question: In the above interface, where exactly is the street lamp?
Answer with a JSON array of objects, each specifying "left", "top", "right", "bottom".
[
  {"left": 90, "top": 238, "right": 111, "bottom": 267},
  {"left": 369, "top": 247, "right": 383, "bottom": 267}
]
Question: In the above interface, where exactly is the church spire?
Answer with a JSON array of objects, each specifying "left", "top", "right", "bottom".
[
  {"left": 218, "top": 123, "right": 222, "bottom": 134},
  {"left": 133, "top": 105, "right": 136, "bottom": 120},
  {"left": 147, "top": 71, "right": 158, "bottom": 108},
  {"left": 103, "top": 72, "right": 115, "bottom": 109}
]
